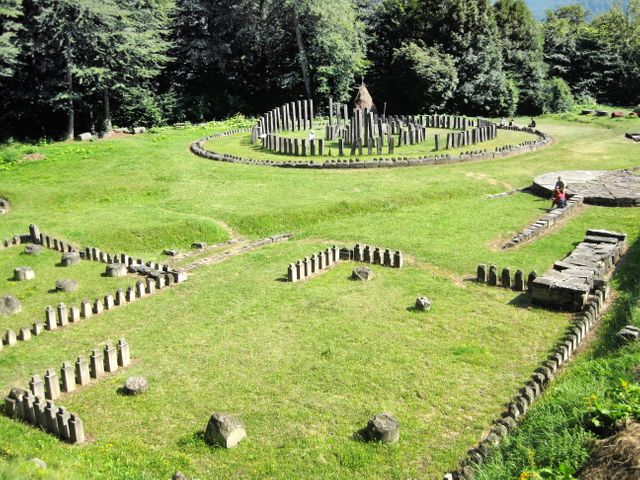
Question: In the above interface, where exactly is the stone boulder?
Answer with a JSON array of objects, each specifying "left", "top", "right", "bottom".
[
  {"left": 131, "top": 126, "right": 146, "bottom": 134},
  {"left": 61, "top": 252, "right": 80, "bottom": 267},
  {"left": 14, "top": 267, "right": 35, "bottom": 281},
  {"left": 191, "top": 242, "right": 207, "bottom": 250},
  {"left": 163, "top": 249, "right": 180, "bottom": 256},
  {"left": 29, "top": 458, "right": 47, "bottom": 469},
  {"left": 24, "top": 244, "right": 43, "bottom": 256},
  {"left": 106, "top": 264, "right": 127, "bottom": 277},
  {"left": 0, "top": 296, "right": 21, "bottom": 315},
  {"left": 360, "top": 413, "right": 400, "bottom": 443},
  {"left": 124, "top": 376, "right": 148, "bottom": 395},
  {"left": 75, "top": 132, "right": 93, "bottom": 141},
  {"left": 55, "top": 279, "right": 78, "bottom": 293},
  {"left": 618, "top": 325, "right": 640, "bottom": 342},
  {"left": 415, "top": 297, "right": 432, "bottom": 312},
  {"left": 172, "top": 473, "right": 188, "bottom": 480},
  {"left": 204, "top": 413, "right": 246, "bottom": 448},
  {"left": 351, "top": 266, "right": 373, "bottom": 281}
]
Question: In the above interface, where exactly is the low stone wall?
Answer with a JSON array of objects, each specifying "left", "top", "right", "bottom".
[
  {"left": 190, "top": 126, "right": 552, "bottom": 170},
  {"left": 503, "top": 194, "right": 584, "bottom": 249},
  {"left": 531, "top": 230, "right": 626, "bottom": 311},
  {"left": 3, "top": 339, "right": 130, "bottom": 444},
  {"left": 1, "top": 225, "right": 188, "bottom": 352},
  {"left": 286, "top": 244, "right": 404, "bottom": 282},
  {"left": 476, "top": 264, "right": 536, "bottom": 292}
]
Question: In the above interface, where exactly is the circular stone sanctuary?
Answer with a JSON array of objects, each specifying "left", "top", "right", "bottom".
[
  {"left": 533, "top": 169, "right": 640, "bottom": 206},
  {"left": 191, "top": 83, "right": 551, "bottom": 169}
]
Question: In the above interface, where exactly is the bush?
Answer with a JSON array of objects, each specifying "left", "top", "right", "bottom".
[
  {"left": 112, "top": 87, "right": 167, "bottom": 129},
  {"left": 543, "top": 78, "right": 575, "bottom": 113},
  {"left": 575, "top": 94, "right": 598, "bottom": 108},
  {"left": 633, "top": 105, "right": 640, "bottom": 115}
]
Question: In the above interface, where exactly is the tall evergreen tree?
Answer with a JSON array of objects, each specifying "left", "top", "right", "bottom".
[
  {"left": 0, "top": 0, "right": 21, "bottom": 79},
  {"left": 494, "top": 0, "right": 547, "bottom": 113}
]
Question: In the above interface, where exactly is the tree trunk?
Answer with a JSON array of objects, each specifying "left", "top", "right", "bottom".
[
  {"left": 293, "top": 11, "right": 312, "bottom": 99},
  {"left": 103, "top": 89, "right": 112, "bottom": 133},
  {"left": 65, "top": 51, "right": 74, "bottom": 141}
]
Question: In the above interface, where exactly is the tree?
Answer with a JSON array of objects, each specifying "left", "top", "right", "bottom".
[
  {"left": 0, "top": 0, "right": 21, "bottom": 79},
  {"left": 390, "top": 42, "right": 458, "bottom": 112},
  {"left": 494, "top": 0, "right": 547, "bottom": 113}
]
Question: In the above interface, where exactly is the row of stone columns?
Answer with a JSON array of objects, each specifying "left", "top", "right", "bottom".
[
  {"left": 4, "top": 389, "right": 85, "bottom": 444},
  {"left": 287, "top": 246, "right": 340, "bottom": 282},
  {"left": 476, "top": 264, "right": 537, "bottom": 292}
]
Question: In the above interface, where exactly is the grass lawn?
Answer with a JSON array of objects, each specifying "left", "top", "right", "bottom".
[
  {"left": 204, "top": 125, "right": 536, "bottom": 162},
  {"left": 0, "top": 112, "right": 638, "bottom": 479}
]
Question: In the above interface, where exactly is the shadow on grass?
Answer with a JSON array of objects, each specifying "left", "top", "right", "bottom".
[{"left": 507, "top": 292, "right": 532, "bottom": 308}]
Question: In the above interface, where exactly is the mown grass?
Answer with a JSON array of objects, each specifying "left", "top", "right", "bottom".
[{"left": 0, "top": 111, "right": 637, "bottom": 479}]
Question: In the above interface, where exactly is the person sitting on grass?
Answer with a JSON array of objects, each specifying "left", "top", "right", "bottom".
[{"left": 528, "top": 118, "right": 537, "bottom": 128}]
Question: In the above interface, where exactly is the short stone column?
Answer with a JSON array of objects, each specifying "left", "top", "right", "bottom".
[
  {"left": 44, "top": 400, "right": 58, "bottom": 436},
  {"left": 117, "top": 338, "right": 131, "bottom": 367},
  {"left": 69, "top": 414, "right": 85, "bottom": 443},
  {"left": 45, "top": 306, "right": 57, "bottom": 330},
  {"left": 69, "top": 306, "right": 81, "bottom": 322},
  {"left": 477, "top": 264, "right": 487, "bottom": 283},
  {"left": 44, "top": 369, "right": 61, "bottom": 400},
  {"left": 287, "top": 264, "right": 297, "bottom": 282},
  {"left": 57, "top": 303, "right": 68, "bottom": 327},
  {"left": 103, "top": 343, "right": 118, "bottom": 373},
  {"left": 80, "top": 300, "right": 92, "bottom": 318},
  {"left": 104, "top": 294, "right": 115, "bottom": 310},
  {"left": 4, "top": 329, "right": 17, "bottom": 346},
  {"left": 146, "top": 277, "right": 156, "bottom": 294},
  {"left": 383, "top": 249, "right": 392, "bottom": 267},
  {"left": 488, "top": 265, "right": 498, "bottom": 286},
  {"left": 75, "top": 356, "right": 90, "bottom": 385},
  {"left": 29, "top": 375, "right": 45, "bottom": 399},
  {"left": 527, "top": 271, "right": 537, "bottom": 292},
  {"left": 93, "top": 298, "right": 103, "bottom": 315},
  {"left": 393, "top": 251, "right": 404, "bottom": 268},
  {"left": 514, "top": 270, "right": 525, "bottom": 291},
  {"left": 60, "top": 362, "right": 75, "bottom": 393},
  {"left": 501, "top": 268, "right": 512, "bottom": 289},
  {"left": 56, "top": 407, "right": 71, "bottom": 441},
  {"left": 89, "top": 350, "right": 104, "bottom": 379}
]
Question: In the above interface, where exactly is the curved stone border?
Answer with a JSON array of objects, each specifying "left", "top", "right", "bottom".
[
  {"left": 190, "top": 126, "right": 552, "bottom": 170},
  {"left": 444, "top": 231, "right": 626, "bottom": 480},
  {"left": 502, "top": 194, "right": 585, "bottom": 249}
]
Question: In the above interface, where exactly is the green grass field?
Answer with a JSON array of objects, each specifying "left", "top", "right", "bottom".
[{"left": 0, "top": 112, "right": 639, "bottom": 479}]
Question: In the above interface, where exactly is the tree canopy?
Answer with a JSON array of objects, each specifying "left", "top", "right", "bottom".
[{"left": 0, "top": 0, "right": 639, "bottom": 139}]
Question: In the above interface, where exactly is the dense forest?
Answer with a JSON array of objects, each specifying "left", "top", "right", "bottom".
[{"left": 0, "top": 0, "right": 639, "bottom": 140}]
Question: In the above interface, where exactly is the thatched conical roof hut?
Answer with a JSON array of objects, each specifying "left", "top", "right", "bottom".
[{"left": 354, "top": 82, "right": 376, "bottom": 112}]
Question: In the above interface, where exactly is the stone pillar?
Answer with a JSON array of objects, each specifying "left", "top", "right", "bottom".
[
  {"left": 44, "top": 400, "right": 59, "bottom": 436},
  {"left": 57, "top": 303, "right": 68, "bottom": 327},
  {"left": 33, "top": 396, "right": 46, "bottom": 429},
  {"left": 488, "top": 265, "right": 498, "bottom": 286},
  {"left": 104, "top": 294, "right": 114, "bottom": 310},
  {"left": 32, "top": 322, "right": 44, "bottom": 336},
  {"left": 514, "top": 270, "right": 525, "bottom": 291},
  {"left": 89, "top": 349, "right": 104, "bottom": 379},
  {"left": 55, "top": 407, "right": 71, "bottom": 441},
  {"left": 331, "top": 245, "right": 339, "bottom": 263},
  {"left": 477, "top": 264, "right": 487, "bottom": 283},
  {"left": 393, "top": 251, "right": 404, "bottom": 268},
  {"left": 318, "top": 252, "right": 326, "bottom": 270},
  {"left": 60, "top": 362, "right": 75, "bottom": 393},
  {"left": 93, "top": 298, "right": 103, "bottom": 315},
  {"left": 44, "top": 369, "right": 61, "bottom": 400},
  {"left": 527, "top": 271, "right": 537, "bottom": 292},
  {"left": 117, "top": 338, "right": 131, "bottom": 367},
  {"left": 4, "top": 329, "right": 17, "bottom": 346},
  {"left": 75, "top": 356, "right": 90, "bottom": 385},
  {"left": 383, "top": 249, "right": 392, "bottom": 267},
  {"left": 373, "top": 248, "right": 382, "bottom": 265},
  {"left": 80, "top": 300, "right": 92, "bottom": 318},
  {"left": 22, "top": 391, "right": 36, "bottom": 425},
  {"left": 69, "top": 306, "right": 81, "bottom": 322},
  {"left": 295, "top": 261, "right": 304, "bottom": 280},
  {"left": 69, "top": 414, "right": 85, "bottom": 443},
  {"left": 303, "top": 257, "right": 310, "bottom": 277},
  {"left": 146, "top": 277, "right": 156, "bottom": 294},
  {"left": 29, "top": 375, "right": 45, "bottom": 399},
  {"left": 287, "top": 264, "right": 297, "bottom": 282},
  {"left": 156, "top": 276, "right": 166, "bottom": 289},
  {"left": 501, "top": 268, "right": 512, "bottom": 289},
  {"left": 45, "top": 306, "right": 57, "bottom": 330},
  {"left": 18, "top": 327, "right": 31, "bottom": 342},
  {"left": 136, "top": 281, "right": 146, "bottom": 298},
  {"left": 104, "top": 343, "right": 118, "bottom": 373},
  {"left": 126, "top": 287, "right": 136, "bottom": 302}
]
